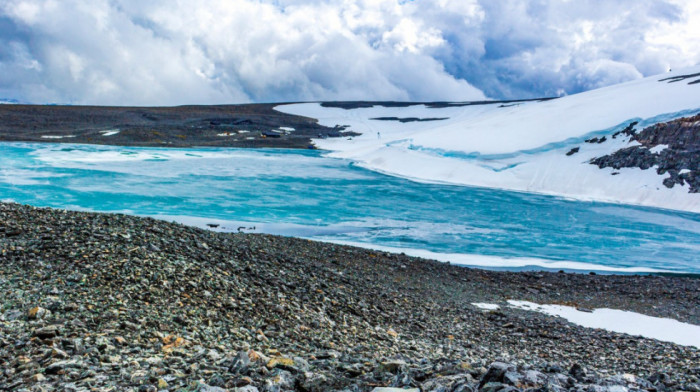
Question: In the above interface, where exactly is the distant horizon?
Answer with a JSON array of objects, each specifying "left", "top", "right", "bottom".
[
  {"left": 1, "top": 1, "right": 699, "bottom": 106},
  {"left": 5, "top": 63, "right": 698, "bottom": 108},
  {"left": 0, "top": 95, "right": 557, "bottom": 107}
]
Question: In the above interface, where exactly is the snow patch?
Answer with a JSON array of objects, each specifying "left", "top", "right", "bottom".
[
  {"left": 276, "top": 66, "right": 700, "bottom": 213},
  {"left": 41, "top": 135, "right": 76, "bottom": 139},
  {"left": 472, "top": 303, "right": 500, "bottom": 311},
  {"left": 100, "top": 130, "right": 120, "bottom": 136},
  {"left": 218, "top": 130, "right": 250, "bottom": 136},
  {"left": 508, "top": 300, "right": 700, "bottom": 348},
  {"left": 649, "top": 144, "right": 668, "bottom": 153}
]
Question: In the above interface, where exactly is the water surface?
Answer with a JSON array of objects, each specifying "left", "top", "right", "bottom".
[{"left": 1, "top": 142, "right": 698, "bottom": 274}]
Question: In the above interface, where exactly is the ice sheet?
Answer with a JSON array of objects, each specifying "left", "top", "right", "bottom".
[{"left": 276, "top": 66, "right": 700, "bottom": 212}]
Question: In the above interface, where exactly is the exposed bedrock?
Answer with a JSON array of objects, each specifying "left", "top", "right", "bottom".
[{"left": 590, "top": 114, "right": 700, "bottom": 192}]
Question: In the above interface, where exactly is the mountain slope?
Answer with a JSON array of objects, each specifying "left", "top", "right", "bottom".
[{"left": 276, "top": 67, "right": 700, "bottom": 212}]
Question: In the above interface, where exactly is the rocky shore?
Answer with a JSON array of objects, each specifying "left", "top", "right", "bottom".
[{"left": 1, "top": 203, "right": 699, "bottom": 391}]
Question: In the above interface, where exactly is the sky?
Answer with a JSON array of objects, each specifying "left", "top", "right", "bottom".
[{"left": 0, "top": 0, "right": 699, "bottom": 106}]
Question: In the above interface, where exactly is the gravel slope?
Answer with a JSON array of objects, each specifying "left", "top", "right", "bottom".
[{"left": 1, "top": 203, "right": 698, "bottom": 391}]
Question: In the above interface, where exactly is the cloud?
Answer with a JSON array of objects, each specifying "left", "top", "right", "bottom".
[
  {"left": 423, "top": 0, "right": 698, "bottom": 98},
  {"left": 0, "top": 0, "right": 698, "bottom": 105}
]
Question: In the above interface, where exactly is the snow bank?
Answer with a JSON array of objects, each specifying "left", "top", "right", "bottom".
[
  {"left": 41, "top": 135, "right": 76, "bottom": 139},
  {"left": 472, "top": 303, "right": 500, "bottom": 311},
  {"left": 508, "top": 300, "right": 700, "bottom": 348},
  {"left": 276, "top": 67, "right": 700, "bottom": 212}
]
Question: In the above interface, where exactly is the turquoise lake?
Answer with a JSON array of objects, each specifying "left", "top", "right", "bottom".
[{"left": 1, "top": 142, "right": 699, "bottom": 274}]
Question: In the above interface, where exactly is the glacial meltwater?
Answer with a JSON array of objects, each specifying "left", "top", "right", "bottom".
[{"left": 1, "top": 142, "right": 699, "bottom": 274}]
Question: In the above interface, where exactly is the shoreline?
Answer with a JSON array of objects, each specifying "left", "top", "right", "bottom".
[
  {"left": 173, "top": 217, "right": 683, "bottom": 275},
  {"left": 1, "top": 202, "right": 698, "bottom": 391},
  {"left": 1, "top": 142, "right": 699, "bottom": 276},
  {"left": 345, "top": 159, "right": 700, "bottom": 215},
  {"left": 3, "top": 137, "right": 700, "bottom": 215},
  {"left": 3, "top": 193, "right": 698, "bottom": 276}
]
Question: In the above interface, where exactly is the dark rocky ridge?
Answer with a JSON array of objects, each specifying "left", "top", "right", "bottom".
[
  {"left": 1, "top": 203, "right": 699, "bottom": 391},
  {"left": 0, "top": 104, "right": 346, "bottom": 149},
  {"left": 590, "top": 114, "right": 700, "bottom": 192},
  {"left": 371, "top": 117, "right": 449, "bottom": 123},
  {"left": 658, "top": 72, "right": 700, "bottom": 85}
]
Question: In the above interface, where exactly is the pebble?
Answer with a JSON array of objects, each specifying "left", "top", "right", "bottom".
[{"left": 27, "top": 306, "right": 51, "bottom": 320}]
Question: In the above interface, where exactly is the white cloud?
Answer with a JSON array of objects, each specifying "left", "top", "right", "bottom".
[
  {"left": 0, "top": 0, "right": 698, "bottom": 105},
  {"left": 436, "top": 0, "right": 700, "bottom": 98},
  {"left": 381, "top": 19, "right": 445, "bottom": 53}
]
